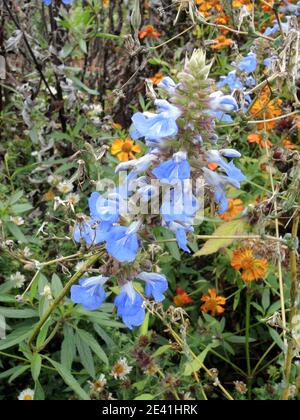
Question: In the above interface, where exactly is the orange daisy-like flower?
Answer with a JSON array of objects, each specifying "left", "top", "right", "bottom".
[
  {"left": 282, "top": 138, "right": 296, "bottom": 150},
  {"left": 211, "top": 35, "right": 234, "bottom": 49},
  {"left": 249, "top": 87, "right": 283, "bottom": 130},
  {"left": 247, "top": 133, "right": 273, "bottom": 148},
  {"left": 111, "top": 137, "right": 141, "bottom": 162},
  {"left": 174, "top": 287, "right": 193, "bottom": 307},
  {"left": 196, "top": 0, "right": 223, "bottom": 16},
  {"left": 200, "top": 288, "right": 226, "bottom": 316},
  {"left": 231, "top": 248, "right": 268, "bottom": 282},
  {"left": 219, "top": 198, "right": 244, "bottom": 221},
  {"left": 139, "top": 25, "right": 161, "bottom": 40},
  {"left": 232, "top": 0, "right": 254, "bottom": 10},
  {"left": 148, "top": 72, "right": 164, "bottom": 85}
]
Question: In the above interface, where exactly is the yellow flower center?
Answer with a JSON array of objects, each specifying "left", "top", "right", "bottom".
[{"left": 24, "top": 395, "right": 33, "bottom": 400}]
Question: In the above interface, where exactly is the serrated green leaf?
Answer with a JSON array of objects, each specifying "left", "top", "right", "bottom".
[
  {"left": 45, "top": 358, "right": 90, "bottom": 400},
  {"left": 77, "top": 328, "right": 108, "bottom": 365}
]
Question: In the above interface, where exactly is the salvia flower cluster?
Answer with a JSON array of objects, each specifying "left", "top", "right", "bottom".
[{"left": 71, "top": 50, "right": 246, "bottom": 329}]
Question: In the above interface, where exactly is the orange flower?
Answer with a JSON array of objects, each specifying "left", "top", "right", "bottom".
[
  {"left": 211, "top": 35, "right": 234, "bottom": 49},
  {"left": 247, "top": 133, "right": 272, "bottom": 148},
  {"left": 231, "top": 248, "right": 268, "bottom": 282},
  {"left": 200, "top": 288, "right": 226, "bottom": 316},
  {"left": 232, "top": 0, "right": 254, "bottom": 10},
  {"left": 139, "top": 25, "right": 161, "bottom": 40},
  {"left": 208, "top": 162, "right": 219, "bottom": 171},
  {"left": 103, "top": 0, "right": 110, "bottom": 7},
  {"left": 196, "top": 0, "right": 223, "bottom": 15},
  {"left": 215, "top": 15, "right": 231, "bottom": 25},
  {"left": 148, "top": 72, "right": 164, "bottom": 85},
  {"left": 112, "top": 122, "right": 122, "bottom": 130},
  {"left": 282, "top": 138, "right": 296, "bottom": 150},
  {"left": 260, "top": 0, "right": 274, "bottom": 12},
  {"left": 174, "top": 287, "right": 193, "bottom": 307},
  {"left": 111, "top": 137, "right": 141, "bottom": 162},
  {"left": 220, "top": 198, "right": 244, "bottom": 221},
  {"left": 249, "top": 87, "right": 283, "bottom": 130}
]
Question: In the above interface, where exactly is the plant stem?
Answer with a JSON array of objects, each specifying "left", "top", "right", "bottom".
[
  {"left": 282, "top": 217, "right": 299, "bottom": 400},
  {"left": 245, "top": 285, "right": 252, "bottom": 399},
  {"left": 28, "top": 253, "right": 102, "bottom": 349}
]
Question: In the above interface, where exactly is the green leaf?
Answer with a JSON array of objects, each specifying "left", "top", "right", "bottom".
[
  {"left": 93, "top": 324, "right": 117, "bottom": 349},
  {"left": 268, "top": 327, "right": 284, "bottom": 350},
  {"left": 262, "top": 288, "right": 270, "bottom": 312},
  {"left": 61, "top": 325, "right": 76, "bottom": 371},
  {"left": 34, "top": 380, "right": 45, "bottom": 400},
  {"left": 45, "top": 358, "right": 90, "bottom": 400},
  {"left": 11, "top": 203, "right": 33, "bottom": 214},
  {"left": 31, "top": 354, "right": 42, "bottom": 381},
  {"left": 51, "top": 274, "right": 63, "bottom": 299},
  {"left": 134, "top": 394, "right": 154, "bottom": 400},
  {"left": 75, "top": 331, "right": 96, "bottom": 377},
  {"left": 7, "top": 190, "right": 23, "bottom": 205},
  {"left": 36, "top": 318, "right": 52, "bottom": 350},
  {"left": 0, "top": 324, "right": 32, "bottom": 351},
  {"left": 69, "top": 76, "right": 99, "bottom": 95},
  {"left": 96, "top": 32, "right": 122, "bottom": 40},
  {"left": 77, "top": 329, "right": 108, "bottom": 365},
  {"left": 140, "top": 312, "right": 149, "bottom": 336},
  {"left": 0, "top": 307, "right": 38, "bottom": 319},
  {"left": 154, "top": 227, "right": 180, "bottom": 261},
  {"left": 0, "top": 365, "right": 29, "bottom": 381},
  {"left": 226, "top": 336, "right": 256, "bottom": 344},
  {"left": 79, "top": 39, "right": 87, "bottom": 54},
  {"left": 6, "top": 222, "right": 27, "bottom": 243},
  {"left": 183, "top": 345, "right": 212, "bottom": 376},
  {"left": 194, "top": 220, "right": 247, "bottom": 257},
  {"left": 153, "top": 345, "right": 171, "bottom": 358}
]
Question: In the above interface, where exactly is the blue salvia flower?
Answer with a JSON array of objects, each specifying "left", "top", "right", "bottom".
[
  {"left": 170, "top": 222, "right": 193, "bottom": 253},
  {"left": 158, "top": 77, "right": 178, "bottom": 95},
  {"left": 209, "top": 91, "right": 238, "bottom": 113},
  {"left": 105, "top": 221, "right": 140, "bottom": 263},
  {"left": 161, "top": 183, "right": 199, "bottom": 253},
  {"left": 263, "top": 21, "right": 289, "bottom": 36},
  {"left": 115, "top": 152, "right": 158, "bottom": 178},
  {"left": 73, "top": 219, "right": 110, "bottom": 245},
  {"left": 131, "top": 99, "right": 181, "bottom": 146},
  {"left": 238, "top": 52, "right": 257, "bottom": 74},
  {"left": 114, "top": 282, "right": 145, "bottom": 329},
  {"left": 137, "top": 272, "right": 168, "bottom": 302},
  {"left": 217, "top": 71, "right": 243, "bottom": 91},
  {"left": 152, "top": 151, "right": 190, "bottom": 184},
  {"left": 71, "top": 276, "right": 108, "bottom": 310},
  {"left": 89, "top": 192, "right": 120, "bottom": 224},
  {"left": 206, "top": 150, "right": 246, "bottom": 187},
  {"left": 202, "top": 167, "right": 244, "bottom": 214},
  {"left": 211, "top": 111, "right": 233, "bottom": 122},
  {"left": 43, "top": 0, "right": 73, "bottom": 5}
]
